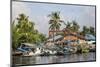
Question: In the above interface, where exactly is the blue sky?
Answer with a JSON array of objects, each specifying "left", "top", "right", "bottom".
[{"left": 12, "top": 1, "right": 95, "bottom": 36}]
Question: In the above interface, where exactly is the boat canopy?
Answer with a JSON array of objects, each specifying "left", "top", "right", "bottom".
[{"left": 21, "top": 43, "right": 36, "bottom": 48}]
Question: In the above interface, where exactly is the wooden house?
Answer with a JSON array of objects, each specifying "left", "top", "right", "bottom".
[{"left": 48, "top": 28, "right": 86, "bottom": 45}]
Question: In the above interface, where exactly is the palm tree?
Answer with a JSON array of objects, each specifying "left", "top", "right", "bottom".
[
  {"left": 71, "top": 20, "right": 80, "bottom": 32},
  {"left": 65, "top": 21, "right": 71, "bottom": 29},
  {"left": 64, "top": 21, "right": 80, "bottom": 32},
  {"left": 48, "top": 11, "right": 63, "bottom": 42},
  {"left": 81, "top": 26, "right": 90, "bottom": 36},
  {"left": 89, "top": 26, "right": 95, "bottom": 36}
]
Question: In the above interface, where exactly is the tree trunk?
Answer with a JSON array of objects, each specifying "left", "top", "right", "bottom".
[{"left": 53, "top": 32, "right": 55, "bottom": 43}]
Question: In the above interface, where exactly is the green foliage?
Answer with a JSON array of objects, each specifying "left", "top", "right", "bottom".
[
  {"left": 65, "top": 20, "right": 80, "bottom": 32},
  {"left": 64, "top": 20, "right": 95, "bottom": 36},
  {"left": 48, "top": 11, "right": 63, "bottom": 42},
  {"left": 71, "top": 21, "right": 80, "bottom": 32},
  {"left": 77, "top": 44, "right": 89, "bottom": 53},
  {"left": 89, "top": 26, "right": 96, "bottom": 36},
  {"left": 48, "top": 11, "right": 63, "bottom": 31},
  {"left": 12, "top": 14, "right": 46, "bottom": 50},
  {"left": 80, "top": 26, "right": 95, "bottom": 36}
]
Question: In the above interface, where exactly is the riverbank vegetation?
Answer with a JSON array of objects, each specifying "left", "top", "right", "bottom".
[
  {"left": 12, "top": 12, "right": 96, "bottom": 54},
  {"left": 12, "top": 14, "right": 47, "bottom": 50}
]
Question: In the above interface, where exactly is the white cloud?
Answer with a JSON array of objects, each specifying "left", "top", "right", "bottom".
[
  {"left": 12, "top": 2, "right": 31, "bottom": 21},
  {"left": 12, "top": 1, "right": 49, "bottom": 35}
]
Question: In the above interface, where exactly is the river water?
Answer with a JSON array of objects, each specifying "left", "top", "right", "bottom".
[{"left": 13, "top": 52, "right": 96, "bottom": 65}]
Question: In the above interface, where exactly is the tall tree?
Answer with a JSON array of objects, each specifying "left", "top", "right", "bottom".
[
  {"left": 12, "top": 14, "right": 35, "bottom": 49},
  {"left": 81, "top": 26, "right": 90, "bottom": 36},
  {"left": 65, "top": 20, "right": 80, "bottom": 32},
  {"left": 89, "top": 26, "right": 95, "bottom": 36},
  {"left": 48, "top": 11, "right": 63, "bottom": 42},
  {"left": 12, "top": 14, "right": 46, "bottom": 50},
  {"left": 65, "top": 21, "right": 71, "bottom": 29},
  {"left": 71, "top": 21, "right": 80, "bottom": 32}
]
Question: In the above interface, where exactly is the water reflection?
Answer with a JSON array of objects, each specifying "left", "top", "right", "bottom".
[{"left": 13, "top": 52, "right": 96, "bottom": 65}]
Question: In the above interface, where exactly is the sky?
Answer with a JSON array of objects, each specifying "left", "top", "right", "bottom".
[{"left": 12, "top": 1, "right": 96, "bottom": 36}]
